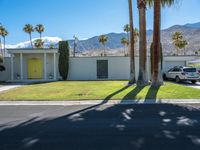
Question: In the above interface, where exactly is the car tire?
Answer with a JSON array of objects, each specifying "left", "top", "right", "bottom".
[
  {"left": 175, "top": 76, "right": 180, "bottom": 83},
  {"left": 163, "top": 74, "right": 168, "bottom": 81},
  {"left": 191, "top": 80, "right": 197, "bottom": 84}
]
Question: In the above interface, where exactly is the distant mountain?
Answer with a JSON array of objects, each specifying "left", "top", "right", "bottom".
[
  {"left": 6, "top": 22, "right": 200, "bottom": 56},
  {"left": 6, "top": 37, "right": 62, "bottom": 49},
  {"left": 184, "top": 22, "right": 200, "bottom": 29}
]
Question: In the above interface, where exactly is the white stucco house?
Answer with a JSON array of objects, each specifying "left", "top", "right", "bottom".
[{"left": 0, "top": 48, "right": 199, "bottom": 82}]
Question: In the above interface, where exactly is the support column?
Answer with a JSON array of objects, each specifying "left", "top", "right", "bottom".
[
  {"left": 20, "top": 53, "right": 23, "bottom": 80},
  {"left": 53, "top": 53, "right": 57, "bottom": 80},
  {"left": 11, "top": 54, "right": 14, "bottom": 81},
  {"left": 44, "top": 53, "right": 47, "bottom": 80}
]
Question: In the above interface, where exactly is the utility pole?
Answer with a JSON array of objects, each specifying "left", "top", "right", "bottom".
[{"left": 73, "top": 35, "right": 78, "bottom": 57}]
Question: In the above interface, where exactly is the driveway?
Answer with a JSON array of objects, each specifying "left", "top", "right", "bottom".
[
  {"left": 178, "top": 81, "right": 200, "bottom": 90},
  {"left": 0, "top": 83, "right": 26, "bottom": 93},
  {"left": 0, "top": 104, "right": 200, "bottom": 150}
]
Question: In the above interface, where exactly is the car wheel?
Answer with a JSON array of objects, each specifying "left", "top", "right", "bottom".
[
  {"left": 175, "top": 76, "right": 180, "bottom": 83},
  {"left": 191, "top": 80, "right": 197, "bottom": 84},
  {"left": 163, "top": 74, "right": 168, "bottom": 81}
]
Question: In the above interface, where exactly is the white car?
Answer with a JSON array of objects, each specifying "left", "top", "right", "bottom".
[{"left": 163, "top": 66, "right": 200, "bottom": 84}]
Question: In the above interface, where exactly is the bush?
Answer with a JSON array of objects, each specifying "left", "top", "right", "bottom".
[
  {"left": 58, "top": 41, "right": 69, "bottom": 80},
  {"left": 0, "top": 55, "right": 3, "bottom": 63},
  {"left": 0, "top": 65, "right": 5, "bottom": 71}
]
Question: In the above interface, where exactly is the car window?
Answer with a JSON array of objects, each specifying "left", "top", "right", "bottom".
[
  {"left": 183, "top": 68, "right": 196, "bottom": 72},
  {"left": 172, "top": 68, "right": 180, "bottom": 72}
]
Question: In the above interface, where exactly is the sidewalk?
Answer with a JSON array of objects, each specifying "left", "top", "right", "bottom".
[{"left": 0, "top": 99, "right": 200, "bottom": 106}]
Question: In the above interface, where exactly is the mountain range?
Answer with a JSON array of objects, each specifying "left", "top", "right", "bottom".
[{"left": 5, "top": 22, "right": 200, "bottom": 56}]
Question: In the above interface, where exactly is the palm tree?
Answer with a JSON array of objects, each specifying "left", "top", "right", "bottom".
[
  {"left": 121, "top": 37, "right": 129, "bottom": 55},
  {"left": 0, "top": 26, "right": 8, "bottom": 57},
  {"left": 128, "top": 0, "right": 136, "bottom": 84},
  {"left": 34, "top": 39, "right": 44, "bottom": 48},
  {"left": 124, "top": 24, "right": 130, "bottom": 41},
  {"left": 137, "top": 0, "right": 148, "bottom": 86},
  {"left": 172, "top": 32, "right": 187, "bottom": 55},
  {"left": 35, "top": 24, "right": 45, "bottom": 39},
  {"left": 148, "top": 0, "right": 178, "bottom": 87},
  {"left": 23, "top": 24, "right": 34, "bottom": 48},
  {"left": 134, "top": 28, "right": 139, "bottom": 43},
  {"left": 98, "top": 35, "right": 108, "bottom": 56},
  {"left": 0, "top": 25, "right": 3, "bottom": 56}
]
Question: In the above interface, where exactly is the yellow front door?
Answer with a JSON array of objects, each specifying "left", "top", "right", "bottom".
[{"left": 28, "top": 58, "right": 43, "bottom": 79}]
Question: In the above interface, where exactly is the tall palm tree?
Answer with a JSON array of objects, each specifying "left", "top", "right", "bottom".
[
  {"left": 2, "top": 29, "right": 8, "bottom": 57},
  {"left": 121, "top": 37, "right": 129, "bottom": 55},
  {"left": 0, "top": 26, "right": 8, "bottom": 57},
  {"left": 128, "top": 0, "right": 136, "bottom": 84},
  {"left": 98, "top": 35, "right": 108, "bottom": 56},
  {"left": 35, "top": 24, "right": 45, "bottom": 39},
  {"left": 23, "top": 24, "right": 34, "bottom": 48},
  {"left": 148, "top": 0, "right": 177, "bottom": 87},
  {"left": 137, "top": 0, "right": 148, "bottom": 86},
  {"left": 151, "top": 0, "right": 163, "bottom": 87},
  {"left": 124, "top": 24, "right": 130, "bottom": 41}
]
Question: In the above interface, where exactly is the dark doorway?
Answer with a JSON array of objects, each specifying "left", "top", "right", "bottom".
[{"left": 97, "top": 60, "right": 108, "bottom": 79}]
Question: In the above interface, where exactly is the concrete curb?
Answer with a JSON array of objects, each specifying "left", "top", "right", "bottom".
[{"left": 1, "top": 99, "right": 200, "bottom": 106}]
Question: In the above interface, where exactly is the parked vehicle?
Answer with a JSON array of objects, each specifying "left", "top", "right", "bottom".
[{"left": 163, "top": 66, "right": 200, "bottom": 84}]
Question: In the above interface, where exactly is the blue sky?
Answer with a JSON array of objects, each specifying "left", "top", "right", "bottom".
[{"left": 0, "top": 0, "right": 200, "bottom": 44}]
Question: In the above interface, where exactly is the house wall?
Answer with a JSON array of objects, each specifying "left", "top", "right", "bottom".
[
  {"left": 67, "top": 57, "right": 130, "bottom": 80},
  {"left": 0, "top": 54, "right": 199, "bottom": 81}
]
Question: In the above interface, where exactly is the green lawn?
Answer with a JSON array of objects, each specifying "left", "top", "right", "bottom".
[{"left": 0, "top": 81, "right": 199, "bottom": 101}]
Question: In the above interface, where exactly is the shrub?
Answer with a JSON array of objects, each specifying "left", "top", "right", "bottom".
[
  {"left": 0, "top": 54, "right": 3, "bottom": 63},
  {"left": 58, "top": 41, "right": 69, "bottom": 80},
  {"left": 34, "top": 39, "right": 44, "bottom": 48}
]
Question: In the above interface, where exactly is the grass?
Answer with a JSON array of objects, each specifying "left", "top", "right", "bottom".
[{"left": 0, "top": 81, "right": 199, "bottom": 101}]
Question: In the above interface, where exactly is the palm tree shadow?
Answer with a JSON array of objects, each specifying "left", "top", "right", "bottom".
[
  {"left": 104, "top": 85, "right": 130, "bottom": 101},
  {"left": 62, "top": 85, "right": 131, "bottom": 119},
  {"left": 145, "top": 85, "right": 161, "bottom": 103},
  {"left": 122, "top": 86, "right": 145, "bottom": 101}
]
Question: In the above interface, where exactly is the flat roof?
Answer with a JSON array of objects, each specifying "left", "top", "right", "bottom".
[{"left": 7, "top": 48, "right": 58, "bottom": 54}]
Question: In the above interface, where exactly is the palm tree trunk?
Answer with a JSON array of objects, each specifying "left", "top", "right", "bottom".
[
  {"left": 128, "top": 0, "right": 136, "bottom": 84},
  {"left": 152, "top": 0, "right": 163, "bottom": 87},
  {"left": 30, "top": 33, "right": 33, "bottom": 48},
  {"left": 137, "top": 0, "right": 148, "bottom": 86},
  {"left": 40, "top": 33, "right": 42, "bottom": 40}
]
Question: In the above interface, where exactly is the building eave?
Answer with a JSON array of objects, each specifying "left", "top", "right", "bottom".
[{"left": 7, "top": 48, "right": 58, "bottom": 54}]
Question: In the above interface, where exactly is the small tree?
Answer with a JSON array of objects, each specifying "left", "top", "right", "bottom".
[
  {"left": 34, "top": 39, "right": 44, "bottom": 48},
  {"left": 58, "top": 41, "right": 69, "bottom": 80},
  {"left": 49, "top": 43, "right": 55, "bottom": 49}
]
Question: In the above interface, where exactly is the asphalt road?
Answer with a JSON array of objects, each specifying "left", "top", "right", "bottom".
[{"left": 0, "top": 104, "right": 200, "bottom": 150}]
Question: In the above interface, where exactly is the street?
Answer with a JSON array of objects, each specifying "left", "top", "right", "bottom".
[{"left": 0, "top": 104, "right": 200, "bottom": 150}]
